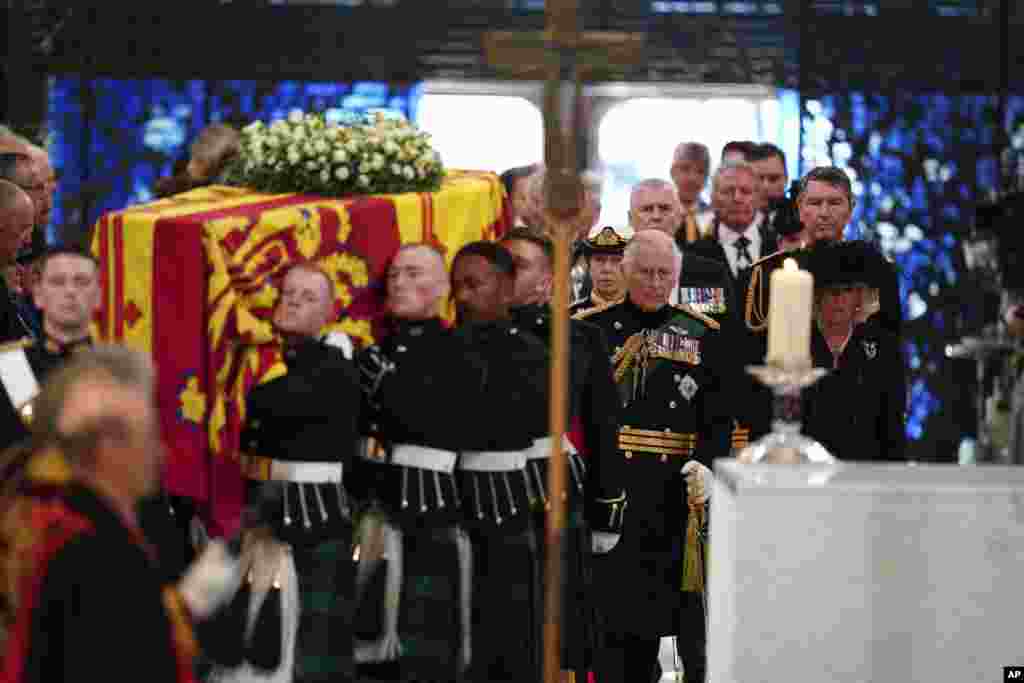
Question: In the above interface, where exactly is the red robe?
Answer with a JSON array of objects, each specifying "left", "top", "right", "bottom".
[{"left": 1, "top": 471, "right": 196, "bottom": 683}]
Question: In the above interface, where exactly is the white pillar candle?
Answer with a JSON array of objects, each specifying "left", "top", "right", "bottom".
[{"left": 766, "top": 258, "right": 814, "bottom": 369}]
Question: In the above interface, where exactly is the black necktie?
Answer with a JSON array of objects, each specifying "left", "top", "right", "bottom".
[{"left": 734, "top": 235, "right": 752, "bottom": 271}]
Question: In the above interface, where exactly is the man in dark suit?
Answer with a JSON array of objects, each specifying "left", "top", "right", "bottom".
[{"left": 688, "top": 161, "right": 778, "bottom": 308}]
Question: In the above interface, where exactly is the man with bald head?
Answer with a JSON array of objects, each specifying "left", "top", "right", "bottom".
[
  {"left": 575, "top": 229, "right": 732, "bottom": 683},
  {"left": 352, "top": 243, "right": 479, "bottom": 681}
]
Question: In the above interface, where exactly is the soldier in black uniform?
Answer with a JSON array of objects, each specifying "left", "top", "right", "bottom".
[
  {"left": 803, "top": 241, "right": 907, "bottom": 461},
  {"left": 351, "top": 243, "right": 479, "bottom": 682},
  {"left": 450, "top": 241, "right": 550, "bottom": 683},
  {"left": 575, "top": 230, "right": 732, "bottom": 683},
  {"left": 501, "top": 228, "right": 627, "bottom": 679},
  {"left": 239, "top": 263, "right": 361, "bottom": 683},
  {"left": 569, "top": 226, "right": 628, "bottom": 315}
]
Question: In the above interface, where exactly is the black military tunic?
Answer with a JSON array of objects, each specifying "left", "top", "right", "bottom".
[
  {"left": 240, "top": 335, "right": 362, "bottom": 682},
  {"left": 453, "top": 319, "right": 549, "bottom": 683},
  {"left": 510, "top": 303, "right": 626, "bottom": 672},
  {"left": 352, "top": 317, "right": 483, "bottom": 680},
  {"left": 804, "top": 320, "right": 907, "bottom": 461},
  {"left": 575, "top": 296, "right": 733, "bottom": 639}
]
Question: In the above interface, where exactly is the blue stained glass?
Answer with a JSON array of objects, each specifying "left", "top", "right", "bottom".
[
  {"left": 48, "top": 77, "right": 421, "bottom": 239},
  {"left": 801, "top": 91, "right": 1000, "bottom": 459}
]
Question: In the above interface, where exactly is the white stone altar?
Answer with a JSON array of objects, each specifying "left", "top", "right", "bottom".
[{"left": 708, "top": 461, "right": 1024, "bottom": 683}]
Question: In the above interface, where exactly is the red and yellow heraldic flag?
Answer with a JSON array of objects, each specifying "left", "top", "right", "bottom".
[{"left": 91, "top": 170, "right": 510, "bottom": 535}]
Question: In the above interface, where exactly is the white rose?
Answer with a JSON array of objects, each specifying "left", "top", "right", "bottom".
[
  {"left": 288, "top": 109, "right": 303, "bottom": 123},
  {"left": 314, "top": 140, "right": 328, "bottom": 154},
  {"left": 346, "top": 140, "right": 360, "bottom": 153},
  {"left": 303, "top": 143, "right": 315, "bottom": 157},
  {"left": 403, "top": 165, "right": 415, "bottom": 180},
  {"left": 265, "top": 136, "right": 280, "bottom": 149},
  {"left": 325, "top": 127, "right": 340, "bottom": 140},
  {"left": 384, "top": 140, "right": 400, "bottom": 155},
  {"left": 359, "top": 174, "right": 371, "bottom": 186},
  {"left": 335, "top": 166, "right": 351, "bottom": 181},
  {"left": 359, "top": 162, "right": 372, "bottom": 174},
  {"left": 332, "top": 149, "right": 348, "bottom": 163},
  {"left": 292, "top": 127, "right": 306, "bottom": 141},
  {"left": 306, "top": 161, "right": 318, "bottom": 171},
  {"left": 320, "top": 169, "right": 331, "bottom": 184},
  {"left": 391, "top": 163, "right": 402, "bottom": 176},
  {"left": 373, "top": 153, "right": 385, "bottom": 170}
]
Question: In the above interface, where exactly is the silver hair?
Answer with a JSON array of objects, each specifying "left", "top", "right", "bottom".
[
  {"left": 672, "top": 142, "right": 711, "bottom": 173},
  {"left": 630, "top": 177, "right": 676, "bottom": 196},
  {"left": 622, "top": 229, "right": 683, "bottom": 273},
  {"left": 711, "top": 160, "right": 757, "bottom": 192}
]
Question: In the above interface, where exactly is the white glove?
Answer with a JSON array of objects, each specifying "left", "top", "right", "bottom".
[
  {"left": 591, "top": 531, "right": 621, "bottom": 554},
  {"left": 323, "top": 331, "right": 354, "bottom": 359},
  {"left": 177, "top": 539, "right": 243, "bottom": 622},
  {"left": 681, "top": 460, "right": 712, "bottom": 506}
]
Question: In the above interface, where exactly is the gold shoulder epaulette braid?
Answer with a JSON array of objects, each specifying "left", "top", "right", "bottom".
[
  {"left": 670, "top": 303, "right": 720, "bottom": 331},
  {"left": 0, "top": 338, "right": 34, "bottom": 353},
  {"left": 572, "top": 296, "right": 623, "bottom": 320}
]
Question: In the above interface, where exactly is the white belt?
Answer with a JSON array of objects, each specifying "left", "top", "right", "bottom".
[
  {"left": 389, "top": 444, "right": 457, "bottom": 474},
  {"left": 527, "top": 435, "right": 579, "bottom": 460},
  {"left": 458, "top": 450, "right": 528, "bottom": 472},
  {"left": 268, "top": 460, "right": 343, "bottom": 483}
]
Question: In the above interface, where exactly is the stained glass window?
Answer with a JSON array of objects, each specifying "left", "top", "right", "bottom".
[{"left": 46, "top": 77, "right": 420, "bottom": 244}]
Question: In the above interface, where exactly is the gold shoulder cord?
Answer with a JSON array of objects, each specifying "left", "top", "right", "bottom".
[
  {"left": 670, "top": 303, "right": 720, "bottom": 331},
  {"left": 611, "top": 333, "right": 645, "bottom": 384},
  {"left": 745, "top": 264, "right": 768, "bottom": 332}
]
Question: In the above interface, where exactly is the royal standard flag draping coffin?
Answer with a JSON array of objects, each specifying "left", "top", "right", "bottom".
[{"left": 91, "top": 171, "right": 510, "bottom": 534}]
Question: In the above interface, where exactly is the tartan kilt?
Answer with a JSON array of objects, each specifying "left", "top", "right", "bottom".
[
  {"left": 291, "top": 529, "right": 357, "bottom": 683},
  {"left": 529, "top": 458, "right": 598, "bottom": 672},
  {"left": 463, "top": 516, "right": 540, "bottom": 683},
  {"left": 352, "top": 516, "right": 468, "bottom": 682}
]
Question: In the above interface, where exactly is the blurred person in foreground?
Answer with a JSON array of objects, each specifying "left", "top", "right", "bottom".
[{"left": 0, "top": 345, "right": 242, "bottom": 683}]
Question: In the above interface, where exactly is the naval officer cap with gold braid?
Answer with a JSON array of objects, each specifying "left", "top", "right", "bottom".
[{"left": 581, "top": 226, "right": 628, "bottom": 259}]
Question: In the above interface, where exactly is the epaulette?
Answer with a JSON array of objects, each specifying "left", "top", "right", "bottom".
[
  {"left": 670, "top": 303, "right": 720, "bottom": 331},
  {"left": 0, "top": 338, "right": 34, "bottom": 353},
  {"left": 571, "top": 297, "right": 623, "bottom": 320}
]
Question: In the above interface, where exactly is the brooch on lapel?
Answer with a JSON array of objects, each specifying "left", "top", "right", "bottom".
[{"left": 862, "top": 341, "right": 878, "bottom": 360}]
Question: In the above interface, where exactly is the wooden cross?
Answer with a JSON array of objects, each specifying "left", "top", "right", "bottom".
[{"left": 485, "top": 6, "right": 643, "bottom": 683}]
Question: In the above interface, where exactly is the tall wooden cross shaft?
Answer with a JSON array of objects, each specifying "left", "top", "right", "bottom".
[{"left": 485, "top": 7, "right": 642, "bottom": 682}]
